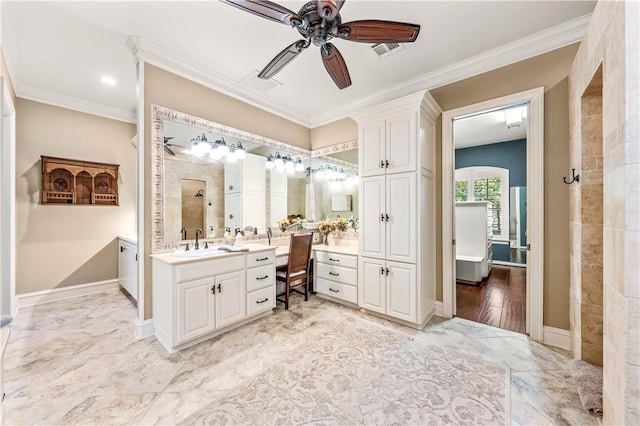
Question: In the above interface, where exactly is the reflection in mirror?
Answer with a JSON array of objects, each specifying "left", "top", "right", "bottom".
[
  {"left": 309, "top": 148, "right": 359, "bottom": 229},
  {"left": 151, "top": 105, "right": 312, "bottom": 252},
  {"left": 508, "top": 186, "right": 527, "bottom": 265}
]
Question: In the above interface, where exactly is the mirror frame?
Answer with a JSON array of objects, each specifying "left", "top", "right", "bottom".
[{"left": 151, "top": 104, "right": 311, "bottom": 253}]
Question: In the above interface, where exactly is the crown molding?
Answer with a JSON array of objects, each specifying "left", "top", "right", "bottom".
[
  {"left": 126, "top": 36, "right": 311, "bottom": 127},
  {"left": 6, "top": 12, "right": 590, "bottom": 130},
  {"left": 311, "top": 13, "right": 591, "bottom": 127},
  {"left": 17, "top": 84, "right": 136, "bottom": 123}
]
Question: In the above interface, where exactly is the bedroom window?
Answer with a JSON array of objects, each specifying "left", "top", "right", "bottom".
[{"left": 455, "top": 166, "right": 509, "bottom": 240}]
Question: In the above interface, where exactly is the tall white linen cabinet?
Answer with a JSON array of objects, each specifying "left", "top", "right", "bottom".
[{"left": 354, "top": 91, "right": 440, "bottom": 327}]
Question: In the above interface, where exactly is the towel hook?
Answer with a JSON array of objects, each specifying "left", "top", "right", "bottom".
[{"left": 563, "top": 168, "right": 580, "bottom": 184}]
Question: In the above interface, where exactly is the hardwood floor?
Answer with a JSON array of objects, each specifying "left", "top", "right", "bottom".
[{"left": 456, "top": 265, "right": 526, "bottom": 334}]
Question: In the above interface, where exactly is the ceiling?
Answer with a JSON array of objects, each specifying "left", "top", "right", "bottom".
[
  {"left": 454, "top": 104, "right": 527, "bottom": 149},
  {"left": 1, "top": 1, "right": 596, "bottom": 128}
]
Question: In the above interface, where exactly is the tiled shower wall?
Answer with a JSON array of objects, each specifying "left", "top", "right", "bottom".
[{"left": 569, "top": 1, "right": 640, "bottom": 424}]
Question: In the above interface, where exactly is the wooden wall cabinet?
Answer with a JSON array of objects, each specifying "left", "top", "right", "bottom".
[{"left": 41, "top": 156, "right": 119, "bottom": 205}]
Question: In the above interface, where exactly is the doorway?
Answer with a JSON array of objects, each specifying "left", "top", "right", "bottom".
[
  {"left": 452, "top": 106, "right": 528, "bottom": 333},
  {"left": 1, "top": 77, "right": 16, "bottom": 318},
  {"left": 442, "top": 87, "right": 544, "bottom": 341}
]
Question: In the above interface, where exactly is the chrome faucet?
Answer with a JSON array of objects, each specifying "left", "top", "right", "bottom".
[
  {"left": 180, "top": 227, "right": 187, "bottom": 240},
  {"left": 266, "top": 227, "right": 272, "bottom": 246},
  {"left": 195, "top": 228, "right": 203, "bottom": 250}
]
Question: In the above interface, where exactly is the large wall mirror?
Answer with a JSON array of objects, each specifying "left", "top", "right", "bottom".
[
  {"left": 309, "top": 140, "right": 359, "bottom": 230},
  {"left": 151, "top": 105, "right": 312, "bottom": 252}
]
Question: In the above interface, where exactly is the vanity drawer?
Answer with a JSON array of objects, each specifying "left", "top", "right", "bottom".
[
  {"left": 246, "top": 251, "right": 275, "bottom": 268},
  {"left": 315, "top": 251, "right": 357, "bottom": 269},
  {"left": 315, "top": 278, "right": 357, "bottom": 304},
  {"left": 177, "top": 255, "right": 244, "bottom": 283},
  {"left": 316, "top": 263, "right": 357, "bottom": 286},
  {"left": 246, "top": 264, "right": 275, "bottom": 292},
  {"left": 247, "top": 285, "right": 275, "bottom": 316}
]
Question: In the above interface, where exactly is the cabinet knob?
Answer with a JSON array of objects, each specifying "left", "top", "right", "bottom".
[
  {"left": 217, "top": 283, "right": 222, "bottom": 293},
  {"left": 380, "top": 267, "right": 385, "bottom": 275},
  {"left": 229, "top": 185, "right": 234, "bottom": 190},
  {"left": 211, "top": 285, "right": 215, "bottom": 294},
  {"left": 380, "top": 160, "right": 385, "bottom": 168},
  {"left": 385, "top": 160, "right": 390, "bottom": 168},
  {"left": 229, "top": 214, "right": 234, "bottom": 219},
  {"left": 385, "top": 268, "right": 390, "bottom": 276},
  {"left": 380, "top": 214, "right": 385, "bottom": 222},
  {"left": 385, "top": 214, "right": 390, "bottom": 222}
]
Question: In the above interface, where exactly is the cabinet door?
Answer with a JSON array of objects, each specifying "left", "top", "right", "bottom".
[
  {"left": 360, "top": 121, "right": 386, "bottom": 177},
  {"left": 225, "top": 192, "right": 242, "bottom": 231},
  {"left": 360, "top": 176, "right": 385, "bottom": 259},
  {"left": 359, "top": 257, "right": 386, "bottom": 314},
  {"left": 177, "top": 277, "right": 216, "bottom": 343},
  {"left": 386, "top": 261, "right": 416, "bottom": 323},
  {"left": 215, "top": 270, "right": 246, "bottom": 329},
  {"left": 119, "top": 241, "right": 137, "bottom": 300},
  {"left": 224, "top": 162, "right": 242, "bottom": 194},
  {"left": 386, "top": 112, "right": 416, "bottom": 174},
  {"left": 243, "top": 191, "right": 266, "bottom": 233},
  {"left": 386, "top": 173, "right": 416, "bottom": 263}
]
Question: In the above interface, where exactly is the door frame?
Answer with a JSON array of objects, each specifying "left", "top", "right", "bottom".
[
  {"left": 441, "top": 87, "right": 544, "bottom": 341},
  {"left": 1, "top": 77, "right": 17, "bottom": 317}
]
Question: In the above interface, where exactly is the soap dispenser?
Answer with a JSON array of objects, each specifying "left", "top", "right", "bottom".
[
  {"left": 208, "top": 226, "right": 215, "bottom": 239},
  {"left": 234, "top": 228, "right": 243, "bottom": 247}
]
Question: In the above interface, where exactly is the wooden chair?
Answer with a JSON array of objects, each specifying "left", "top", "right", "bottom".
[{"left": 276, "top": 233, "right": 313, "bottom": 309}]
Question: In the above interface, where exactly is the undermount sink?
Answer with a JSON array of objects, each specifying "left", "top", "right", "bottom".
[{"left": 171, "top": 247, "right": 224, "bottom": 258}]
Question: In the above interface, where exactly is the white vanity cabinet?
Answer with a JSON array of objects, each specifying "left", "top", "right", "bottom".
[
  {"left": 354, "top": 91, "right": 440, "bottom": 327},
  {"left": 360, "top": 173, "right": 416, "bottom": 263},
  {"left": 152, "top": 246, "right": 275, "bottom": 353},
  {"left": 359, "top": 257, "right": 416, "bottom": 323},
  {"left": 118, "top": 237, "right": 137, "bottom": 301},
  {"left": 359, "top": 111, "right": 416, "bottom": 178},
  {"left": 314, "top": 250, "right": 358, "bottom": 305}
]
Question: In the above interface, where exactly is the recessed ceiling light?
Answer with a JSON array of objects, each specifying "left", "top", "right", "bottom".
[{"left": 100, "top": 76, "right": 117, "bottom": 86}]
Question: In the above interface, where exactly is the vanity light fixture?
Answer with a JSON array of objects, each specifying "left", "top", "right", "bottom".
[
  {"left": 295, "top": 157, "right": 305, "bottom": 172},
  {"left": 316, "top": 165, "right": 325, "bottom": 180},
  {"left": 265, "top": 154, "right": 275, "bottom": 169},
  {"left": 284, "top": 154, "right": 295, "bottom": 172},
  {"left": 209, "top": 148, "right": 222, "bottom": 160},
  {"left": 235, "top": 142, "right": 247, "bottom": 159},
  {"left": 273, "top": 152, "right": 284, "bottom": 169},
  {"left": 190, "top": 134, "right": 211, "bottom": 157},
  {"left": 215, "top": 138, "right": 230, "bottom": 156},
  {"left": 226, "top": 149, "right": 238, "bottom": 163}
]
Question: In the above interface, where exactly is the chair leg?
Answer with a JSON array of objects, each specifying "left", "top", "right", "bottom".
[
  {"left": 304, "top": 279, "right": 309, "bottom": 301},
  {"left": 285, "top": 280, "right": 289, "bottom": 310}
]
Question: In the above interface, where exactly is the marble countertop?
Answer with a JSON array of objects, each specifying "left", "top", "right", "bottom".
[
  {"left": 118, "top": 234, "right": 137, "bottom": 245},
  {"left": 313, "top": 244, "right": 359, "bottom": 256},
  {"left": 150, "top": 243, "right": 275, "bottom": 265}
]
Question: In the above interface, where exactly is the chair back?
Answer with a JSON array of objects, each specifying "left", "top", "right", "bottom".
[{"left": 287, "top": 233, "right": 313, "bottom": 275}]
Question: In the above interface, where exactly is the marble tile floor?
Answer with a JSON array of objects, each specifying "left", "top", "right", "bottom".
[{"left": 2, "top": 289, "right": 598, "bottom": 425}]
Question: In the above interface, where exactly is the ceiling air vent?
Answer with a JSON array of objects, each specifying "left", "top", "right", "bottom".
[
  {"left": 240, "top": 70, "right": 282, "bottom": 93},
  {"left": 371, "top": 42, "right": 405, "bottom": 58}
]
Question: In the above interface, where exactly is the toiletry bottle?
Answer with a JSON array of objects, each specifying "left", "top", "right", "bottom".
[
  {"left": 208, "top": 226, "right": 215, "bottom": 239},
  {"left": 225, "top": 227, "right": 235, "bottom": 246},
  {"left": 234, "top": 228, "right": 243, "bottom": 247}
]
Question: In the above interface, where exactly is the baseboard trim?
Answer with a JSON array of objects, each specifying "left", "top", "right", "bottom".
[
  {"left": 16, "top": 279, "right": 120, "bottom": 309},
  {"left": 542, "top": 326, "right": 570, "bottom": 350},
  {"left": 434, "top": 301, "right": 445, "bottom": 317},
  {"left": 134, "top": 318, "right": 155, "bottom": 340}
]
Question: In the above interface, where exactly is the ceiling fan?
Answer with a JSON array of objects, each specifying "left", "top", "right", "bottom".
[
  {"left": 164, "top": 136, "right": 179, "bottom": 156},
  {"left": 220, "top": 0, "right": 420, "bottom": 89}
]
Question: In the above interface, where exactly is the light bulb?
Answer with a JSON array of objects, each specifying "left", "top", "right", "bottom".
[
  {"left": 265, "top": 154, "right": 275, "bottom": 169},
  {"left": 209, "top": 148, "right": 222, "bottom": 160},
  {"left": 295, "top": 158, "right": 304, "bottom": 172},
  {"left": 274, "top": 153, "right": 284, "bottom": 168},
  {"left": 235, "top": 143, "right": 246, "bottom": 159}
]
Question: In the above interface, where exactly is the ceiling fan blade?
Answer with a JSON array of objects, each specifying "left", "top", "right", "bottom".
[
  {"left": 338, "top": 20, "right": 420, "bottom": 43},
  {"left": 317, "top": 0, "right": 346, "bottom": 20},
  {"left": 321, "top": 43, "right": 351, "bottom": 90},
  {"left": 259, "top": 40, "right": 307, "bottom": 79},
  {"left": 164, "top": 145, "right": 176, "bottom": 156},
  {"left": 220, "top": 0, "right": 302, "bottom": 26},
  {"left": 164, "top": 136, "right": 175, "bottom": 143}
]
